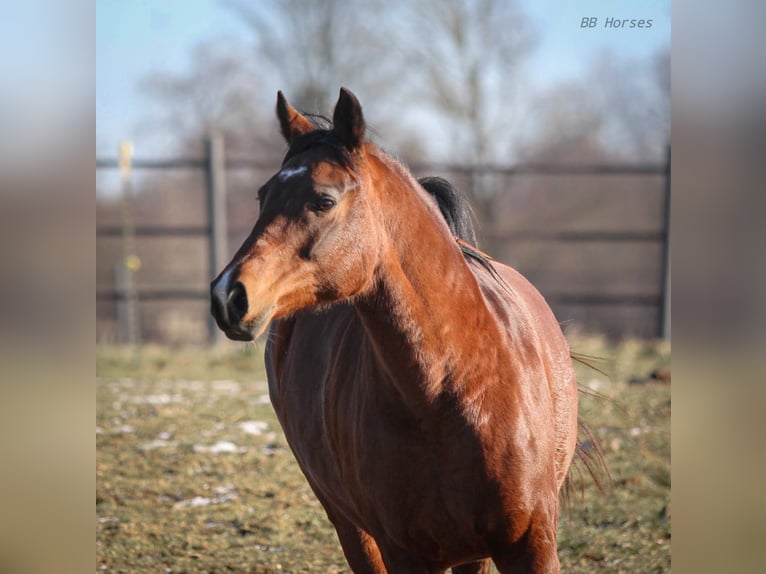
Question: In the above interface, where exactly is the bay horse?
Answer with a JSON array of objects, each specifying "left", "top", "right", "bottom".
[{"left": 211, "top": 88, "right": 580, "bottom": 573}]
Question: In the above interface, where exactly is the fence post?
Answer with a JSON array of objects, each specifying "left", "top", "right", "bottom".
[
  {"left": 206, "top": 134, "right": 228, "bottom": 344},
  {"left": 114, "top": 263, "right": 130, "bottom": 343},
  {"left": 658, "top": 145, "right": 671, "bottom": 339},
  {"left": 118, "top": 141, "right": 141, "bottom": 348}
]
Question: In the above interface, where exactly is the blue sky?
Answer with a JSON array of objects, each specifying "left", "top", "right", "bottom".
[
  {"left": 523, "top": 0, "right": 670, "bottom": 84},
  {"left": 97, "top": 0, "right": 248, "bottom": 155},
  {"left": 96, "top": 0, "right": 669, "bottom": 158}
]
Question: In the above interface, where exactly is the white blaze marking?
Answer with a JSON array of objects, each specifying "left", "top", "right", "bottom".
[{"left": 278, "top": 165, "right": 308, "bottom": 181}]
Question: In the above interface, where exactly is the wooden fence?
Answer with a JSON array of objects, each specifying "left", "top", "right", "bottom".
[{"left": 96, "top": 137, "right": 670, "bottom": 343}]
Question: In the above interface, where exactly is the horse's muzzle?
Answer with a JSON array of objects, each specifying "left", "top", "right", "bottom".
[{"left": 210, "top": 268, "right": 254, "bottom": 341}]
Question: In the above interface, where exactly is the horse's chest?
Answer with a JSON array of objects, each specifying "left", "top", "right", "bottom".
[
  {"left": 266, "top": 322, "right": 505, "bottom": 556},
  {"left": 273, "top": 370, "right": 491, "bottom": 532}
]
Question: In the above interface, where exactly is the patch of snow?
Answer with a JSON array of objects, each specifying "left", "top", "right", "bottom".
[
  {"left": 173, "top": 496, "right": 214, "bottom": 509},
  {"left": 587, "top": 378, "right": 607, "bottom": 392},
  {"left": 238, "top": 420, "right": 269, "bottom": 435},
  {"left": 173, "top": 486, "right": 238, "bottom": 510},
  {"left": 139, "top": 439, "right": 176, "bottom": 450},
  {"left": 129, "top": 394, "right": 183, "bottom": 405},
  {"left": 193, "top": 441, "right": 246, "bottom": 454},
  {"left": 213, "top": 485, "right": 237, "bottom": 497},
  {"left": 211, "top": 379, "right": 241, "bottom": 394}
]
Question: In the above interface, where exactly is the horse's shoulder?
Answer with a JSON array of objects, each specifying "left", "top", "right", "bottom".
[{"left": 468, "top": 257, "right": 565, "bottom": 346}]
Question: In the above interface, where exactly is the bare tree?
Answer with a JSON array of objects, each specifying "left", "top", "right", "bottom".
[
  {"left": 589, "top": 48, "right": 670, "bottom": 161},
  {"left": 139, "top": 40, "right": 278, "bottom": 158},
  {"left": 519, "top": 46, "right": 670, "bottom": 163},
  {"left": 500, "top": 47, "right": 670, "bottom": 331},
  {"left": 224, "top": 0, "right": 396, "bottom": 114},
  {"left": 361, "top": 0, "right": 538, "bottom": 244},
  {"left": 392, "top": 0, "right": 536, "bottom": 164},
  {"left": 141, "top": 0, "right": 537, "bottom": 167},
  {"left": 217, "top": 0, "right": 441, "bottom": 160}
]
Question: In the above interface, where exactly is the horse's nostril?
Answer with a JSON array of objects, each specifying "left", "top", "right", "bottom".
[{"left": 228, "top": 281, "right": 249, "bottom": 321}]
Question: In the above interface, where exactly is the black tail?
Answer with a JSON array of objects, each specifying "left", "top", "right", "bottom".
[
  {"left": 561, "top": 355, "right": 612, "bottom": 510},
  {"left": 419, "top": 176, "right": 478, "bottom": 246},
  {"left": 420, "top": 176, "right": 513, "bottom": 301}
]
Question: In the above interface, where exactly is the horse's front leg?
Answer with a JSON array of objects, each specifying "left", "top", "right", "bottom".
[
  {"left": 326, "top": 510, "right": 388, "bottom": 574},
  {"left": 452, "top": 559, "right": 492, "bottom": 574},
  {"left": 490, "top": 507, "right": 561, "bottom": 574}
]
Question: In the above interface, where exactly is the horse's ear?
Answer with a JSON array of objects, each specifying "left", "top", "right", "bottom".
[
  {"left": 332, "top": 87, "right": 366, "bottom": 150},
  {"left": 276, "top": 91, "right": 314, "bottom": 144}
]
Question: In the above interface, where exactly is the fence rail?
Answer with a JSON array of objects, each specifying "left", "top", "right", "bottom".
[
  {"left": 97, "top": 137, "right": 670, "bottom": 342},
  {"left": 97, "top": 289, "right": 209, "bottom": 301},
  {"left": 485, "top": 230, "right": 666, "bottom": 242},
  {"left": 97, "top": 157, "right": 666, "bottom": 176},
  {"left": 96, "top": 225, "right": 211, "bottom": 237}
]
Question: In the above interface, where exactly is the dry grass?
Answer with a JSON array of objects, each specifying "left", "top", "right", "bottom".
[{"left": 97, "top": 336, "right": 670, "bottom": 573}]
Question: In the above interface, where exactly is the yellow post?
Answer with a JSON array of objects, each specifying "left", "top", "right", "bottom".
[{"left": 118, "top": 141, "right": 141, "bottom": 349}]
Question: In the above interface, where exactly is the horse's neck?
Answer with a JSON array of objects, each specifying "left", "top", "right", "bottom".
[{"left": 354, "top": 164, "right": 503, "bottom": 408}]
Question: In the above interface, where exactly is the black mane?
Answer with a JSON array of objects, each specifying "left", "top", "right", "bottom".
[
  {"left": 418, "top": 176, "right": 478, "bottom": 246},
  {"left": 415, "top": 176, "right": 513, "bottom": 285},
  {"left": 417, "top": 176, "right": 506, "bottom": 280}
]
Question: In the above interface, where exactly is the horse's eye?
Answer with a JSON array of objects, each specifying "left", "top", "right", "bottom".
[{"left": 312, "top": 195, "right": 337, "bottom": 213}]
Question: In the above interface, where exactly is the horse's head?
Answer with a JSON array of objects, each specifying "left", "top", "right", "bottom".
[{"left": 211, "top": 88, "right": 383, "bottom": 341}]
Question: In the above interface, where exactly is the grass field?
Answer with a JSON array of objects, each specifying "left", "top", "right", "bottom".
[{"left": 96, "top": 335, "right": 670, "bottom": 573}]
